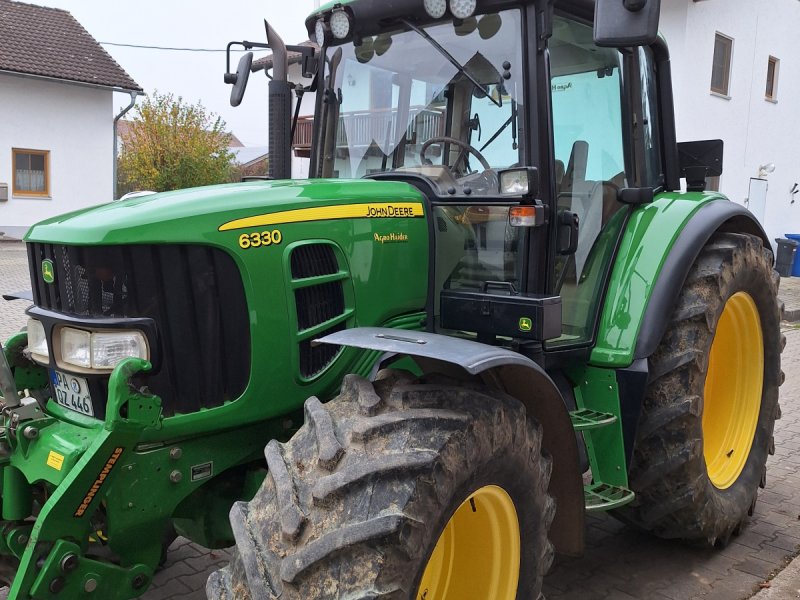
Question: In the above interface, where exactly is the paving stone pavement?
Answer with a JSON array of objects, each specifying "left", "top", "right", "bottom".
[{"left": 2, "top": 240, "right": 800, "bottom": 599}]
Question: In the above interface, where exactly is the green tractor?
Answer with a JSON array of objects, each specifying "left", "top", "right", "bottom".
[{"left": 0, "top": 0, "right": 783, "bottom": 598}]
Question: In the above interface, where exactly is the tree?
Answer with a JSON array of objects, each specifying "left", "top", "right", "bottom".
[{"left": 118, "top": 92, "right": 236, "bottom": 194}]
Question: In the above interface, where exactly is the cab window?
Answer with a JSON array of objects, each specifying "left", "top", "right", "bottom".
[{"left": 547, "top": 16, "right": 629, "bottom": 348}]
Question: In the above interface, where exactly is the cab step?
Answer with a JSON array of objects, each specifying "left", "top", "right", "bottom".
[
  {"left": 584, "top": 482, "right": 635, "bottom": 512},
  {"left": 570, "top": 408, "right": 617, "bottom": 431}
]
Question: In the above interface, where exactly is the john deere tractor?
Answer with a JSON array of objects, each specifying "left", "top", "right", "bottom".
[{"left": 0, "top": 0, "right": 782, "bottom": 598}]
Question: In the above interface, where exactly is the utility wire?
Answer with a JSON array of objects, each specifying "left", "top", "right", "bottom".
[{"left": 99, "top": 42, "right": 268, "bottom": 52}]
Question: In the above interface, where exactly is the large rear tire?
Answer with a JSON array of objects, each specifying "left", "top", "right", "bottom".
[
  {"left": 206, "top": 371, "right": 554, "bottom": 599},
  {"left": 615, "top": 232, "right": 782, "bottom": 544}
]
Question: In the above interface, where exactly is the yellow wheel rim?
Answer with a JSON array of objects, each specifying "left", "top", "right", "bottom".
[
  {"left": 416, "top": 485, "right": 520, "bottom": 600},
  {"left": 703, "top": 291, "right": 764, "bottom": 490}
]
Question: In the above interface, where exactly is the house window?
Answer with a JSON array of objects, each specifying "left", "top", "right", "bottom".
[
  {"left": 766, "top": 56, "right": 779, "bottom": 101},
  {"left": 710, "top": 33, "right": 733, "bottom": 96},
  {"left": 12, "top": 149, "right": 50, "bottom": 197}
]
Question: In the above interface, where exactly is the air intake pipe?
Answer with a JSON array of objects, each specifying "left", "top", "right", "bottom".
[{"left": 265, "top": 20, "right": 292, "bottom": 180}]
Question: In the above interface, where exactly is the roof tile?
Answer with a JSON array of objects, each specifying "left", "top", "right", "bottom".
[
  {"left": 0, "top": 0, "right": 141, "bottom": 91},
  {"left": 252, "top": 40, "right": 318, "bottom": 73}
]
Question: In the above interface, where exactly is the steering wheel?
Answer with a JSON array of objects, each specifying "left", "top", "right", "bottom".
[{"left": 420, "top": 136, "right": 492, "bottom": 174}]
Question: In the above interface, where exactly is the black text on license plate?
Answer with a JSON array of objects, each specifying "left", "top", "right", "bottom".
[{"left": 50, "top": 371, "right": 94, "bottom": 417}]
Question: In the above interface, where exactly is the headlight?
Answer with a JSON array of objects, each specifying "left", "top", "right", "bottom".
[
  {"left": 91, "top": 331, "right": 148, "bottom": 369},
  {"left": 501, "top": 170, "right": 531, "bottom": 195},
  {"left": 424, "top": 0, "right": 447, "bottom": 18},
  {"left": 61, "top": 327, "right": 148, "bottom": 371},
  {"left": 499, "top": 167, "right": 539, "bottom": 197},
  {"left": 27, "top": 318, "right": 49, "bottom": 362},
  {"left": 330, "top": 9, "right": 352, "bottom": 40},
  {"left": 315, "top": 19, "right": 331, "bottom": 47},
  {"left": 449, "top": 0, "right": 477, "bottom": 19},
  {"left": 61, "top": 328, "right": 91, "bottom": 369}
]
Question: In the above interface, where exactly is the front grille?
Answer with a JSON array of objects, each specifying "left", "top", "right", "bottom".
[
  {"left": 299, "top": 322, "right": 346, "bottom": 379},
  {"left": 291, "top": 243, "right": 339, "bottom": 279},
  {"left": 290, "top": 243, "right": 346, "bottom": 378},
  {"left": 295, "top": 282, "right": 345, "bottom": 330},
  {"left": 27, "top": 243, "right": 250, "bottom": 416}
]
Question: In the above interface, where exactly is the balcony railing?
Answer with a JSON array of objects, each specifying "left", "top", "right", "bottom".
[
  {"left": 293, "top": 116, "right": 314, "bottom": 147},
  {"left": 292, "top": 107, "right": 444, "bottom": 149}
]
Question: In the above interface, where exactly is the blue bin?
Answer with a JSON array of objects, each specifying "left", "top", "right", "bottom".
[{"left": 787, "top": 234, "right": 800, "bottom": 276}]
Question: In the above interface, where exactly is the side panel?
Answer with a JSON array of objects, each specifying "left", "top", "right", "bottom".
[{"left": 589, "top": 192, "right": 763, "bottom": 367}]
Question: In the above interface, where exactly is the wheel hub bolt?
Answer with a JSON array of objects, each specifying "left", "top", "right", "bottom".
[{"left": 60, "top": 553, "right": 79, "bottom": 573}]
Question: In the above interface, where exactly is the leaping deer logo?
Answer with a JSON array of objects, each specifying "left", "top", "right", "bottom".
[{"left": 42, "top": 259, "right": 54, "bottom": 284}]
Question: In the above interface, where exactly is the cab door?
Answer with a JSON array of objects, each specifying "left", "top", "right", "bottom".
[{"left": 544, "top": 14, "right": 664, "bottom": 352}]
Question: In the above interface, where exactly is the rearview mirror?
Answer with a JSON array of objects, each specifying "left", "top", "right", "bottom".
[
  {"left": 226, "top": 51, "right": 253, "bottom": 107},
  {"left": 678, "top": 139, "right": 724, "bottom": 192},
  {"left": 594, "top": 0, "right": 661, "bottom": 47}
]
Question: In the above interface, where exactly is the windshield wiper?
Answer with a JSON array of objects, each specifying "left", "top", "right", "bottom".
[{"left": 399, "top": 18, "right": 501, "bottom": 108}]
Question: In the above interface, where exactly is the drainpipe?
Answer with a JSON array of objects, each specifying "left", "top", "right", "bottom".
[{"left": 113, "top": 91, "right": 139, "bottom": 199}]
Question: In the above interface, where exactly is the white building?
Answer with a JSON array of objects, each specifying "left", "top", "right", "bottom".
[
  {"left": 660, "top": 0, "right": 800, "bottom": 246},
  {"left": 0, "top": 0, "right": 141, "bottom": 239}
]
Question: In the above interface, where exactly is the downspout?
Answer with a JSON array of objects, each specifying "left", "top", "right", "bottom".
[{"left": 113, "top": 91, "right": 139, "bottom": 199}]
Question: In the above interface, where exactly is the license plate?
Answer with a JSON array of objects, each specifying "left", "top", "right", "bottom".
[{"left": 50, "top": 370, "right": 94, "bottom": 417}]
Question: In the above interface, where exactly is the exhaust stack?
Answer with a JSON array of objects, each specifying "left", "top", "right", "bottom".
[{"left": 265, "top": 20, "right": 292, "bottom": 180}]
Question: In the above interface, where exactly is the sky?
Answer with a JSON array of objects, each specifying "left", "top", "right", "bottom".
[{"left": 34, "top": 0, "right": 321, "bottom": 146}]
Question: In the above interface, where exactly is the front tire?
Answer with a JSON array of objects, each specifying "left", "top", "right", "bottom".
[
  {"left": 615, "top": 232, "right": 782, "bottom": 544},
  {"left": 207, "top": 371, "right": 554, "bottom": 599}
]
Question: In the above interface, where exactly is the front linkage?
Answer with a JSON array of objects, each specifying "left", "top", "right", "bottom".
[{"left": 0, "top": 333, "right": 163, "bottom": 599}]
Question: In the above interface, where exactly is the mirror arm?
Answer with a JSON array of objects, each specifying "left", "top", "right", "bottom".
[
  {"left": 225, "top": 42, "right": 235, "bottom": 77},
  {"left": 225, "top": 40, "right": 271, "bottom": 81}
]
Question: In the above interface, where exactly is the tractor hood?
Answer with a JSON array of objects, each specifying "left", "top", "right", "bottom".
[{"left": 25, "top": 179, "right": 425, "bottom": 247}]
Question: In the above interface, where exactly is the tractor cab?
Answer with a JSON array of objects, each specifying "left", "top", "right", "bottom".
[{"left": 287, "top": 0, "right": 670, "bottom": 357}]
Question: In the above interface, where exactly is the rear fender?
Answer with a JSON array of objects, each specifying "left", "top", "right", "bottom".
[
  {"left": 318, "top": 327, "right": 585, "bottom": 556},
  {"left": 591, "top": 194, "right": 769, "bottom": 367},
  {"left": 633, "top": 201, "right": 769, "bottom": 360}
]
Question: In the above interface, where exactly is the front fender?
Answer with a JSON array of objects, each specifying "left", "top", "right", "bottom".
[
  {"left": 318, "top": 327, "right": 585, "bottom": 556},
  {"left": 590, "top": 193, "right": 768, "bottom": 367}
]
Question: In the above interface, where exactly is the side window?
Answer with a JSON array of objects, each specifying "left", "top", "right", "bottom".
[
  {"left": 552, "top": 69, "right": 626, "bottom": 187},
  {"left": 766, "top": 56, "right": 779, "bottom": 101},
  {"left": 12, "top": 149, "right": 50, "bottom": 197},
  {"left": 547, "top": 17, "right": 629, "bottom": 348},
  {"left": 638, "top": 46, "right": 664, "bottom": 190},
  {"left": 711, "top": 33, "right": 733, "bottom": 96}
]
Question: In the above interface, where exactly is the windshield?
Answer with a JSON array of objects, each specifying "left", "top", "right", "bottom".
[{"left": 317, "top": 10, "right": 524, "bottom": 197}]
